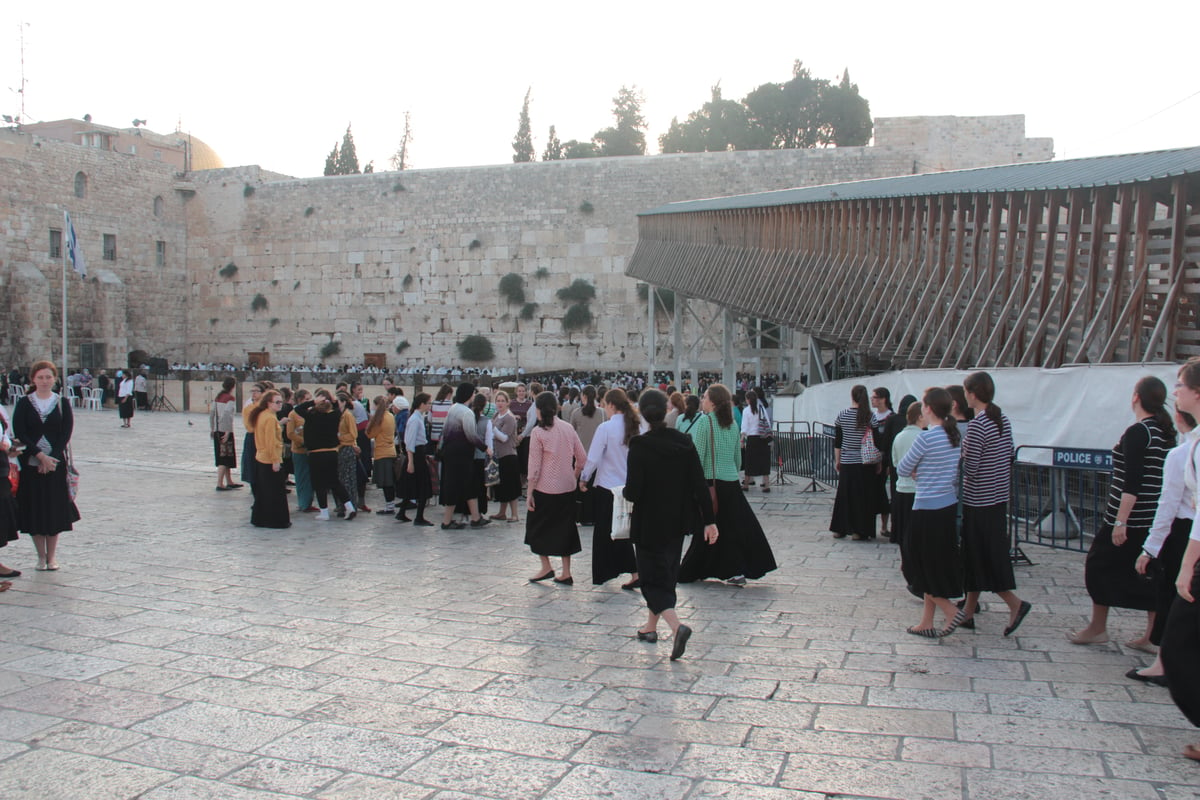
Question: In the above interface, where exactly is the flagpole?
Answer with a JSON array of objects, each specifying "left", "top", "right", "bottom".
[{"left": 62, "top": 210, "right": 69, "bottom": 382}]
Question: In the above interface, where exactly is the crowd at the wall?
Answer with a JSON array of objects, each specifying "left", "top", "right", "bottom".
[{"left": 826, "top": 367, "right": 1200, "bottom": 762}]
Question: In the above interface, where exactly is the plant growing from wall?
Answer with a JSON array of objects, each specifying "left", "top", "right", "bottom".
[
  {"left": 562, "top": 303, "right": 593, "bottom": 331},
  {"left": 557, "top": 279, "right": 595, "bottom": 304},
  {"left": 243, "top": 184, "right": 255, "bottom": 197},
  {"left": 535, "top": 267, "right": 549, "bottom": 279},
  {"left": 579, "top": 200, "right": 594, "bottom": 214},
  {"left": 293, "top": 280, "right": 301, "bottom": 290},
  {"left": 402, "top": 274, "right": 414, "bottom": 289},
  {"left": 395, "top": 340, "right": 410, "bottom": 354},
  {"left": 269, "top": 318, "right": 280, "bottom": 327},
  {"left": 457, "top": 335, "right": 495, "bottom": 362},
  {"left": 520, "top": 302, "right": 538, "bottom": 320},
  {"left": 320, "top": 340, "right": 341, "bottom": 360},
  {"left": 469, "top": 239, "right": 482, "bottom": 251},
  {"left": 637, "top": 283, "right": 675, "bottom": 313},
  {"left": 219, "top": 262, "right": 238, "bottom": 278},
  {"left": 304, "top": 206, "right": 314, "bottom": 217},
  {"left": 251, "top": 293, "right": 269, "bottom": 312},
  {"left": 499, "top": 272, "right": 525, "bottom": 305}
]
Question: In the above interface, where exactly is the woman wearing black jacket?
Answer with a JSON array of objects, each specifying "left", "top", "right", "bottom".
[{"left": 623, "top": 389, "right": 718, "bottom": 661}]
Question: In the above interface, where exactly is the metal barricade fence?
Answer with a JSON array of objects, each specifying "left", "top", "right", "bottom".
[
  {"left": 773, "top": 421, "right": 838, "bottom": 490},
  {"left": 1009, "top": 445, "right": 1111, "bottom": 553}
]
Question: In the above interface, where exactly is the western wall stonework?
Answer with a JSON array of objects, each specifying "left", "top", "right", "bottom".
[{"left": 0, "top": 115, "right": 1053, "bottom": 372}]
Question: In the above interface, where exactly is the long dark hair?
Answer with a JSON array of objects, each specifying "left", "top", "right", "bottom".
[
  {"left": 604, "top": 388, "right": 640, "bottom": 445},
  {"left": 682, "top": 394, "right": 700, "bottom": 422},
  {"left": 248, "top": 390, "right": 280, "bottom": 429},
  {"left": 753, "top": 386, "right": 769, "bottom": 409},
  {"left": 367, "top": 395, "right": 391, "bottom": 437},
  {"left": 706, "top": 383, "right": 734, "bottom": 429},
  {"left": 922, "top": 387, "right": 960, "bottom": 447},
  {"left": 963, "top": 371, "right": 1006, "bottom": 434},
  {"left": 872, "top": 386, "right": 893, "bottom": 411},
  {"left": 580, "top": 385, "right": 598, "bottom": 418},
  {"left": 746, "top": 389, "right": 761, "bottom": 415},
  {"left": 534, "top": 391, "right": 558, "bottom": 428},
  {"left": 851, "top": 384, "right": 870, "bottom": 429},
  {"left": 946, "top": 385, "right": 974, "bottom": 421},
  {"left": 1135, "top": 376, "right": 1176, "bottom": 440}
]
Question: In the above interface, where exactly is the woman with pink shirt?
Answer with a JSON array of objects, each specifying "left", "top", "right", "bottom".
[{"left": 525, "top": 391, "right": 587, "bottom": 585}]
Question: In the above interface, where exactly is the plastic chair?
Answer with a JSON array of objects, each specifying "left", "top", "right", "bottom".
[{"left": 84, "top": 388, "right": 102, "bottom": 411}]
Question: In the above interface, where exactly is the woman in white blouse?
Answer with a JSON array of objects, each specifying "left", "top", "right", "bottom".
[{"left": 579, "top": 388, "right": 645, "bottom": 588}]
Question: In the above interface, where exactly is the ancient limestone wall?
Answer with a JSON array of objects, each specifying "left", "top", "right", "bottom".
[
  {"left": 1, "top": 115, "right": 1053, "bottom": 373},
  {"left": 0, "top": 129, "right": 189, "bottom": 369}
]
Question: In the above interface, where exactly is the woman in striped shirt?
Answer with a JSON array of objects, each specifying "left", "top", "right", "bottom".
[
  {"left": 956, "top": 372, "right": 1031, "bottom": 637},
  {"left": 830, "top": 385, "right": 879, "bottom": 540},
  {"left": 896, "top": 387, "right": 965, "bottom": 638},
  {"left": 1071, "top": 376, "right": 1174, "bottom": 649}
]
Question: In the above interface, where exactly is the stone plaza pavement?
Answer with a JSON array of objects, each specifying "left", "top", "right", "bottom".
[{"left": 0, "top": 408, "right": 1196, "bottom": 800}]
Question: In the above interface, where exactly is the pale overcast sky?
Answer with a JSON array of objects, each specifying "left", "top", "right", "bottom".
[{"left": 3, "top": 1, "right": 1197, "bottom": 178}]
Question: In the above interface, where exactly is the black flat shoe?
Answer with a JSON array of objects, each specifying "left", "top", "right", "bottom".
[
  {"left": 553, "top": 575, "right": 574, "bottom": 586},
  {"left": 636, "top": 630, "right": 657, "bottom": 642},
  {"left": 1125, "top": 668, "right": 1168, "bottom": 687},
  {"left": 670, "top": 624, "right": 692, "bottom": 661},
  {"left": 529, "top": 569, "right": 554, "bottom": 583},
  {"left": 441, "top": 521, "right": 465, "bottom": 530},
  {"left": 0, "top": 570, "right": 19, "bottom": 578},
  {"left": 395, "top": 514, "right": 411, "bottom": 522},
  {"left": 413, "top": 518, "right": 434, "bottom": 526},
  {"left": 621, "top": 579, "right": 642, "bottom": 590},
  {"left": 1003, "top": 600, "right": 1032, "bottom": 637}
]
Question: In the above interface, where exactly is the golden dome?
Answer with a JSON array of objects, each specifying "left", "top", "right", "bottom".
[{"left": 186, "top": 136, "right": 224, "bottom": 171}]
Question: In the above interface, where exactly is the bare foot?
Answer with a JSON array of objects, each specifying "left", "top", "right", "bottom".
[
  {"left": 1067, "top": 629, "right": 1109, "bottom": 645},
  {"left": 0, "top": 581, "right": 11, "bottom": 592},
  {"left": 1184, "top": 743, "right": 1200, "bottom": 762},
  {"left": 1125, "top": 638, "right": 1158, "bottom": 654}
]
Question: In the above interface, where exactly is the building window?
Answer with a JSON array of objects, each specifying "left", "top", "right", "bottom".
[
  {"left": 156, "top": 240, "right": 166, "bottom": 267},
  {"left": 153, "top": 149, "right": 161, "bottom": 160},
  {"left": 49, "top": 229, "right": 62, "bottom": 259},
  {"left": 130, "top": 144, "right": 137, "bottom": 155},
  {"left": 103, "top": 234, "right": 116, "bottom": 261},
  {"left": 74, "top": 171, "right": 87, "bottom": 198},
  {"left": 153, "top": 196, "right": 164, "bottom": 217}
]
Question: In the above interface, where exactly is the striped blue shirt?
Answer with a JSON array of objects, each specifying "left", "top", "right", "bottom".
[{"left": 896, "top": 426, "right": 960, "bottom": 510}]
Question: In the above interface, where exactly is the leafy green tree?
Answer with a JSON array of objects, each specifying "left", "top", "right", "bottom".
[
  {"left": 363, "top": 161, "right": 374, "bottom": 173},
  {"left": 323, "top": 144, "right": 338, "bottom": 176},
  {"left": 513, "top": 88, "right": 535, "bottom": 163},
  {"left": 334, "top": 124, "right": 361, "bottom": 174},
  {"left": 562, "top": 139, "right": 600, "bottom": 159},
  {"left": 390, "top": 111, "right": 413, "bottom": 171},
  {"left": 743, "top": 61, "right": 827, "bottom": 150},
  {"left": 593, "top": 85, "right": 646, "bottom": 156},
  {"left": 542, "top": 125, "right": 563, "bottom": 161},
  {"left": 818, "top": 70, "right": 873, "bottom": 146},
  {"left": 659, "top": 84, "right": 762, "bottom": 153}
]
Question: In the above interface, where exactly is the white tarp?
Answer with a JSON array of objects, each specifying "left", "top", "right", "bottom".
[{"left": 773, "top": 363, "right": 1182, "bottom": 458}]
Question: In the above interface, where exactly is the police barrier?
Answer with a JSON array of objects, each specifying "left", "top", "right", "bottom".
[
  {"left": 773, "top": 421, "right": 838, "bottom": 490},
  {"left": 1009, "top": 445, "right": 1111, "bottom": 553}
]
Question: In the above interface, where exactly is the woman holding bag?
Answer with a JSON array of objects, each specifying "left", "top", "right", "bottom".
[{"left": 579, "top": 388, "right": 644, "bottom": 588}]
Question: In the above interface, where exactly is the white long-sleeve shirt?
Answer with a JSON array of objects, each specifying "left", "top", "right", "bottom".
[
  {"left": 1145, "top": 440, "right": 1197, "bottom": 557},
  {"left": 580, "top": 413, "right": 647, "bottom": 490}
]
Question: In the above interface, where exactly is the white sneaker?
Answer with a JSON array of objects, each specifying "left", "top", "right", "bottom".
[{"left": 316, "top": 508, "right": 330, "bottom": 521}]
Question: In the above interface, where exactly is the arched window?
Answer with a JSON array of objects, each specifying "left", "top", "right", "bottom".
[
  {"left": 153, "top": 196, "right": 164, "bottom": 217},
  {"left": 74, "top": 171, "right": 87, "bottom": 198}
]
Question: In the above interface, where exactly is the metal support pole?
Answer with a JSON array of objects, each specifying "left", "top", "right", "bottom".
[
  {"left": 722, "top": 308, "right": 735, "bottom": 388},
  {"left": 647, "top": 286, "right": 656, "bottom": 383},
  {"left": 672, "top": 293, "right": 682, "bottom": 388}
]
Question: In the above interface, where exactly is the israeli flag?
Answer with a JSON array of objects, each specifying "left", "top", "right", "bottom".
[{"left": 65, "top": 211, "right": 87, "bottom": 278}]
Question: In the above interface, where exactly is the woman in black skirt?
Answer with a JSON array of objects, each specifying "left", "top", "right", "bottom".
[
  {"left": 402, "top": 393, "right": 435, "bottom": 526},
  {"left": 0, "top": 405, "right": 21, "bottom": 579},
  {"left": 489, "top": 391, "right": 521, "bottom": 522},
  {"left": 830, "top": 384, "right": 878, "bottom": 540},
  {"left": 1131, "top": 406, "right": 1195, "bottom": 684},
  {"left": 740, "top": 389, "right": 772, "bottom": 493},
  {"left": 525, "top": 392, "right": 587, "bottom": 584},
  {"left": 1163, "top": 356, "right": 1200, "bottom": 762},
  {"left": 13, "top": 360, "right": 80, "bottom": 570},
  {"left": 955, "top": 371, "right": 1032, "bottom": 636},
  {"left": 1071, "top": 376, "right": 1174, "bottom": 649},
  {"left": 248, "top": 390, "right": 290, "bottom": 529},
  {"left": 117, "top": 370, "right": 135, "bottom": 428},
  {"left": 438, "top": 383, "right": 490, "bottom": 530},
  {"left": 625, "top": 390, "right": 718, "bottom": 661}
]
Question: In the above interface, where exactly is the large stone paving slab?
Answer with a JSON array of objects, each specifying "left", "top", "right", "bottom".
[{"left": 0, "top": 409, "right": 1194, "bottom": 799}]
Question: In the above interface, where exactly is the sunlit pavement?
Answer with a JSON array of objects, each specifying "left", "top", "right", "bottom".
[{"left": 0, "top": 407, "right": 1193, "bottom": 799}]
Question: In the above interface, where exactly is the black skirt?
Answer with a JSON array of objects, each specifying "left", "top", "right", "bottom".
[
  {"left": 524, "top": 490, "right": 581, "bottom": 557},
  {"left": 241, "top": 432, "right": 257, "bottom": 484},
  {"left": 679, "top": 480, "right": 777, "bottom": 582},
  {"left": 213, "top": 431, "right": 237, "bottom": 468},
  {"left": 591, "top": 486, "right": 636, "bottom": 585},
  {"left": 374, "top": 457, "right": 396, "bottom": 489},
  {"left": 119, "top": 395, "right": 135, "bottom": 420},
  {"left": 494, "top": 454, "right": 521, "bottom": 503},
  {"left": 0, "top": 457, "right": 18, "bottom": 546},
  {"left": 1150, "top": 517, "right": 1191, "bottom": 645},
  {"left": 744, "top": 435, "right": 772, "bottom": 477},
  {"left": 439, "top": 439, "right": 474, "bottom": 506},
  {"left": 250, "top": 461, "right": 291, "bottom": 528},
  {"left": 1085, "top": 523, "right": 1156, "bottom": 611},
  {"left": 1162, "top": 561, "right": 1200, "bottom": 728},
  {"left": 637, "top": 537, "right": 685, "bottom": 614},
  {"left": 17, "top": 455, "right": 80, "bottom": 536},
  {"left": 404, "top": 445, "right": 433, "bottom": 501},
  {"left": 961, "top": 503, "right": 1015, "bottom": 593},
  {"left": 904, "top": 503, "right": 963, "bottom": 598},
  {"left": 830, "top": 463, "right": 879, "bottom": 538}
]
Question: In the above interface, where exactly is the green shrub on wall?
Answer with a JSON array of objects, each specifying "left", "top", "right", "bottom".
[
  {"left": 395, "top": 340, "right": 410, "bottom": 354},
  {"left": 219, "top": 262, "right": 238, "bottom": 278},
  {"left": 562, "top": 303, "right": 592, "bottom": 331},
  {"left": 251, "top": 294, "right": 268, "bottom": 312},
  {"left": 320, "top": 340, "right": 341, "bottom": 360},
  {"left": 499, "top": 273, "right": 525, "bottom": 305},
  {"left": 457, "top": 335, "right": 494, "bottom": 362},
  {"left": 556, "top": 279, "right": 596, "bottom": 304},
  {"left": 520, "top": 302, "right": 538, "bottom": 321}
]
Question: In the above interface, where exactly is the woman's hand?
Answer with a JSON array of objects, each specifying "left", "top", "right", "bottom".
[
  {"left": 406, "top": 460, "right": 415, "bottom": 474},
  {"left": 1179, "top": 572, "right": 1195, "bottom": 603},
  {"left": 578, "top": 480, "right": 587, "bottom": 492},
  {"left": 1113, "top": 525, "right": 1128, "bottom": 546},
  {"left": 527, "top": 494, "right": 536, "bottom": 512},
  {"left": 703, "top": 523, "right": 719, "bottom": 544},
  {"left": 36, "top": 452, "right": 57, "bottom": 474},
  {"left": 272, "top": 463, "right": 281, "bottom": 472},
  {"left": 1135, "top": 553, "right": 1151, "bottom": 575}
]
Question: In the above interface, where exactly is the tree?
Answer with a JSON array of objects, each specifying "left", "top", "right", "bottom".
[
  {"left": 542, "top": 125, "right": 563, "bottom": 161},
  {"left": 390, "top": 111, "right": 413, "bottom": 171},
  {"left": 818, "top": 69, "right": 873, "bottom": 147},
  {"left": 323, "top": 144, "right": 338, "bottom": 176},
  {"left": 363, "top": 161, "right": 375, "bottom": 173},
  {"left": 593, "top": 85, "right": 646, "bottom": 156},
  {"left": 743, "top": 61, "right": 827, "bottom": 150},
  {"left": 512, "top": 88, "right": 535, "bottom": 163},
  {"left": 334, "top": 124, "right": 361, "bottom": 174},
  {"left": 659, "top": 84, "right": 761, "bottom": 153},
  {"left": 562, "top": 139, "right": 600, "bottom": 159}
]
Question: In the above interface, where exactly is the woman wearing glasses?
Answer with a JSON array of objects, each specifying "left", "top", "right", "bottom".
[{"left": 249, "top": 390, "right": 290, "bottom": 529}]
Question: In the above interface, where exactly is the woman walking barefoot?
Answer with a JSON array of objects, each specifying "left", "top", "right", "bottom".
[{"left": 525, "top": 392, "right": 586, "bottom": 584}]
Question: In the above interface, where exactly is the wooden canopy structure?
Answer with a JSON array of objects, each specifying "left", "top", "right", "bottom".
[{"left": 627, "top": 147, "right": 1200, "bottom": 370}]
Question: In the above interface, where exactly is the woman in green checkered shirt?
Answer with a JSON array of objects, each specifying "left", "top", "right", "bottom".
[{"left": 679, "top": 384, "right": 777, "bottom": 586}]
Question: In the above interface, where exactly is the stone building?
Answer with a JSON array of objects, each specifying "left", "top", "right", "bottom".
[{"left": 0, "top": 115, "right": 1052, "bottom": 373}]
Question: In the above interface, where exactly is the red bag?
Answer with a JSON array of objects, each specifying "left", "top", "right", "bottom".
[{"left": 7, "top": 461, "right": 16, "bottom": 494}]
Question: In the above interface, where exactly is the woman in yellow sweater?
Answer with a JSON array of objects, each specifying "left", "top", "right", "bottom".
[
  {"left": 249, "top": 390, "right": 290, "bottom": 528},
  {"left": 367, "top": 395, "right": 398, "bottom": 515}
]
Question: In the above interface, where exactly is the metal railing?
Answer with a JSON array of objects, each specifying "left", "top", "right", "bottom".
[
  {"left": 1009, "top": 445, "right": 1111, "bottom": 553},
  {"left": 772, "top": 421, "right": 838, "bottom": 490}
]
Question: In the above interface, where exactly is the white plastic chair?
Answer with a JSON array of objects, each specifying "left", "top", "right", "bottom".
[{"left": 84, "top": 387, "right": 102, "bottom": 411}]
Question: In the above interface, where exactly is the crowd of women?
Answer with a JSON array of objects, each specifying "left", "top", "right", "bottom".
[
  {"left": 217, "top": 375, "right": 777, "bottom": 660},
  {"left": 828, "top": 366, "right": 1200, "bottom": 762}
]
